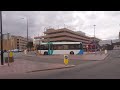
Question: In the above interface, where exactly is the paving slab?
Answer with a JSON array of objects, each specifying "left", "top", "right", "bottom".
[{"left": 0, "top": 59, "right": 75, "bottom": 75}]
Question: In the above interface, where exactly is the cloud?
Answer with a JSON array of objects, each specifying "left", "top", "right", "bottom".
[{"left": 1, "top": 11, "right": 120, "bottom": 40}]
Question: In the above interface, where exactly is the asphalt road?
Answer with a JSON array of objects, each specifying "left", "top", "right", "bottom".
[
  {"left": 39, "top": 50, "right": 120, "bottom": 79},
  {"left": 14, "top": 52, "right": 98, "bottom": 65}
]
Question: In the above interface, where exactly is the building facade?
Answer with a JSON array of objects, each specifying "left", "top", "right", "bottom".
[
  {"left": 0, "top": 33, "right": 32, "bottom": 51},
  {"left": 34, "top": 28, "right": 92, "bottom": 44},
  {"left": 34, "top": 28, "right": 101, "bottom": 50}
]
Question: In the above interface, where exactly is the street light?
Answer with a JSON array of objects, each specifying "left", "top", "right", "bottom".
[
  {"left": 44, "top": 27, "right": 47, "bottom": 36},
  {"left": 0, "top": 11, "right": 4, "bottom": 65},
  {"left": 119, "top": 24, "right": 120, "bottom": 42},
  {"left": 21, "top": 17, "right": 28, "bottom": 43},
  {"left": 64, "top": 24, "right": 65, "bottom": 28},
  {"left": 93, "top": 25, "right": 96, "bottom": 53}
]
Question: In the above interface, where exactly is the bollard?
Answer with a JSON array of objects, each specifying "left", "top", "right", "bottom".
[
  {"left": 24, "top": 49, "right": 27, "bottom": 55},
  {"left": 100, "top": 49, "right": 102, "bottom": 55},
  {"left": 105, "top": 49, "right": 107, "bottom": 54},
  {"left": 64, "top": 55, "right": 69, "bottom": 65},
  {"left": 9, "top": 51, "right": 14, "bottom": 63}
]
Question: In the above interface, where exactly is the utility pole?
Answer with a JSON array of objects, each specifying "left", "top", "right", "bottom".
[
  {"left": 0, "top": 11, "right": 4, "bottom": 65},
  {"left": 118, "top": 24, "right": 120, "bottom": 43}
]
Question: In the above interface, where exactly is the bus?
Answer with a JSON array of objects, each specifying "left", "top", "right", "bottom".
[{"left": 37, "top": 42, "right": 85, "bottom": 55}]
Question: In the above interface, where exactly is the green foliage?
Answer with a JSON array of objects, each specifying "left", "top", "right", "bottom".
[{"left": 26, "top": 42, "right": 33, "bottom": 49}]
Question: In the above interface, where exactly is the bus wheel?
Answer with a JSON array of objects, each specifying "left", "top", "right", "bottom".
[
  {"left": 44, "top": 51, "right": 48, "bottom": 55},
  {"left": 70, "top": 51, "right": 74, "bottom": 55}
]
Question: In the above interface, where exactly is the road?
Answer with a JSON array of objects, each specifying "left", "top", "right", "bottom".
[
  {"left": 10, "top": 51, "right": 96, "bottom": 65},
  {"left": 0, "top": 50, "right": 120, "bottom": 79},
  {"left": 39, "top": 50, "right": 120, "bottom": 79}
]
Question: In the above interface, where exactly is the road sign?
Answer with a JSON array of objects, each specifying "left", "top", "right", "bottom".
[{"left": 64, "top": 55, "right": 69, "bottom": 65}]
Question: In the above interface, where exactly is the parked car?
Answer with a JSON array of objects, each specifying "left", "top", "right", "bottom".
[
  {"left": 7, "top": 49, "right": 19, "bottom": 53},
  {"left": 0, "top": 50, "right": 6, "bottom": 54},
  {"left": 13, "top": 49, "right": 19, "bottom": 53},
  {"left": 18, "top": 49, "right": 23, "bottom": 52}
]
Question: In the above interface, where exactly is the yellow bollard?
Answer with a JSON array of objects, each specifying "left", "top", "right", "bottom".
[
  {"left": 9, "top": 51, "right": 14, "bottom": 63},
  {"left": 9, "top": 51, "right": 13, "bottom": 58},
  {"left": 64, "top": 55, "right": 69, "bottom": 65}
]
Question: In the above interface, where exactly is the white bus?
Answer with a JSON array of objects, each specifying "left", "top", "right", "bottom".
[{"left": 37, "top": 42, "right": 85, "bottom": 55}]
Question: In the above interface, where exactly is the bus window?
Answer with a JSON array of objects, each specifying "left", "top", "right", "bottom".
[
  {"left": 68, "top": 44, "right": 75, "bottom": 50},
  {"left": 40, "top": 45, "right": 48, "bottom": 50},
  {"left": 40, "top": 45, "right": 44, "bottom": 50},
  {"left": 45, "top": 45, "right": 48, "bottom": 50},
  {"left": 57, "top": 45, "right": 64, "bottom": 50},
  {"left": 63, "top": 45, "right": 68, "bottom": 50}
]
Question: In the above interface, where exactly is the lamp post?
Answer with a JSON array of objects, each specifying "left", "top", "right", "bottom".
[
  {"left": 93, "top": 25, "right": 96, "bottom": 53},
  {"left": 0, "top": 11, "right": 3, "bottom": 65},
  {"left": 64, "top": 24, "right": 65, "bottom": 28},
  {"left": 21, "top": 17, "right": 28, "bottom": 43},
  {"left": 119, "top": 24, "right": 120, "bottom": 42},
  {"left": 44, "top": 27, "right": 47, "bottom": 36}
]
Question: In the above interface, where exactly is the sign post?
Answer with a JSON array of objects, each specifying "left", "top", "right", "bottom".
[{"left": 64, "top": 55, "right": 69, "bottom": 65}]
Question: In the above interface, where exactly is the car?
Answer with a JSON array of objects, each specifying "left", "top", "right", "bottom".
[
  {"left": 0, "top": 50, "right": 6, "bottom": 54},
  {"left": 7, "top": 49, "right": 19, "bottom": 53},
  {"left": 18, "top": 49, "right": 23, "bottom": 52},
  {"left": 13, "top": 49, "right": 19, "bottom": 53}
]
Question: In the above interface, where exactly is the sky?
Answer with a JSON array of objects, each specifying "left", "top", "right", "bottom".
[{"left": 2, "top": 11, "right": 120, "bottom": 40}]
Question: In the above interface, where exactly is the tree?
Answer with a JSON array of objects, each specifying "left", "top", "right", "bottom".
[{"left": 26, "top": 42, "right": 33, "bottom": 51}]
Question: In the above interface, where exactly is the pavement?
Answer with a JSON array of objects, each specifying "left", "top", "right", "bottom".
[{"left": 0, "top": 59, "right": 75, "bottom": 75}]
